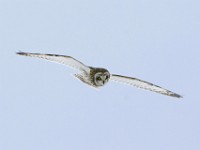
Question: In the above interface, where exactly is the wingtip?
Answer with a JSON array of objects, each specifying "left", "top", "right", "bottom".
[
  {"left": 171, "top": 93, "right": 183, "bottom": 99},
  {"left": 16, "top": 51, "right": 27, "bottom": 56}
]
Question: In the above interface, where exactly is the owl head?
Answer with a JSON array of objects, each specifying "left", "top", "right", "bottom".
[{"left": 91, "top": 68, "right": 110, "bottom": 87}]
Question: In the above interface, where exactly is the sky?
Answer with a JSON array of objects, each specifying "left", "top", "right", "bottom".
[{"left": 0, "top": 0, "right": 200, "bottom": 150}]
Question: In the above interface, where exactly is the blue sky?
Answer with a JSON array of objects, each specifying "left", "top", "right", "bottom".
[{"left": 0, "top": 0, "right": 200, "bottom": 150}]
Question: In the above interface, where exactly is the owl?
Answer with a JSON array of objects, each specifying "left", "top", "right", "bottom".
[{"left": 17, "top": 52, "right": 182, "bottom": 98}]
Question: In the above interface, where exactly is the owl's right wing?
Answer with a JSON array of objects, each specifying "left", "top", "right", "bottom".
[
  {"left": 110, "top": 74, "right": 182, "bottom": 98},
  {"left": 16, "top": 52, "right": 90, "bottom": 72}
]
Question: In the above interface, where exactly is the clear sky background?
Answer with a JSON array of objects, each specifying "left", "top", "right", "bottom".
[{"left": 0, "top": 0, "right": 200, "bottom": 150}]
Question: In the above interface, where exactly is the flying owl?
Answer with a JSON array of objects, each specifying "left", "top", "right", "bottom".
[{"left": 16, "top": 52, "right": 182, "bottom": 98}]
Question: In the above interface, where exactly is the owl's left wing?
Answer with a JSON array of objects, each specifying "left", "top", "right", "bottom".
[
  {"left": 16, "top": 52, "right": 90, "bottom": 72},
  {"left": 110, "top": 74, "right": 182, "bottom": 98}
]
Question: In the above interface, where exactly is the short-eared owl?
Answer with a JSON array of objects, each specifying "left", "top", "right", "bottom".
[{"left": 17, "top": 52, "right": 182, "bottom": 98}]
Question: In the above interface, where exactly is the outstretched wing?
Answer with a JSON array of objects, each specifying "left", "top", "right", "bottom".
[
  {"left": 16, "top": 52, "right": 90, "bottom": 72},
  {"left": 110, "top": 74, "right": 182, "bottom": 98}
]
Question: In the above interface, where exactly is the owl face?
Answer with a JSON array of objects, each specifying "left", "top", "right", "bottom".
[
  {"left": 94, "top": 72, "right": 110, "bottom": 86},
  {"left": 90, "top": 68, "right": 110, "bottom": 87}
]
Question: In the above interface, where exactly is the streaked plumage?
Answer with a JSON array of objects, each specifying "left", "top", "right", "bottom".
[{"left": 17, "top": 52, "right": 182, "bottom": 98}]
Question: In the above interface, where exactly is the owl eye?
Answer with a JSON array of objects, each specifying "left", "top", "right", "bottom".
[{"left": 97, "top": 76, "right": 102, "bottom": 80}]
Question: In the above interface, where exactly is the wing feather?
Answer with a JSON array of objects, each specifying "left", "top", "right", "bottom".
[
  {"left": 110, "top": 74, "right": 182, "bottom": 98},
  {"left": 16, "top": 52, "right": 90, "bottom": 72}
]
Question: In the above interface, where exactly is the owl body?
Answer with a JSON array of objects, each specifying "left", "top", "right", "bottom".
[
  {"left": 75, "top": 67, "right": 110, "bottom": 87},
  {"left": 16, "top": 52, "right": 182, "bottom": 98}
]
